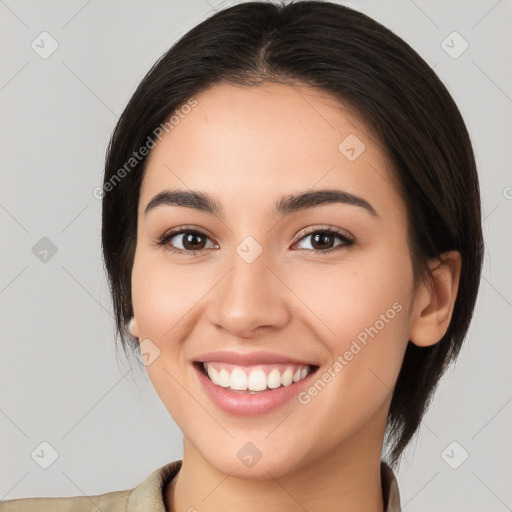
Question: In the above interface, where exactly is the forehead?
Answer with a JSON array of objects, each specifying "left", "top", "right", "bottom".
[{"left": 139, "top": 82, "right": 404, "bottom": 222}]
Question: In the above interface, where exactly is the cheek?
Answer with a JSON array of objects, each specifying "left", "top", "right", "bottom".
[
  {"left": 286, "top": 267, "right": 411, "bottom": 440},
  {"left": 131, "top": 251, "right": 201, "bottom": 421},
  {"left": 285, "top": 248, "right": 413, "bottom": 390},
  {"left": 131, "top": 249, "right": 201, "bottom": 343},
  {"left": 289, "top": 253, "right": 411, "bottom": 342}
]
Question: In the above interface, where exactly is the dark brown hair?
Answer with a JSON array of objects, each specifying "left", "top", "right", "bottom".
[{"left": 101, "top": 0, "right": 484, "bottom": 469}]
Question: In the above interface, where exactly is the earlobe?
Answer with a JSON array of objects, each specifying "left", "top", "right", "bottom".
[
  {"left": 409, "top": 250, "right": 461, "bottom": 347},
  {"left": 128, "top": 317, "right": 140, "bottom": 338}
]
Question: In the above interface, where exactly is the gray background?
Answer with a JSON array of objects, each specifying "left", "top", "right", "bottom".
[{"left": 0, "top": 0, "right": 511, "bottom": 510}]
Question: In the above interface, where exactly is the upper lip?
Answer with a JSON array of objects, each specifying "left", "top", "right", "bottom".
[{"left": 194, "top": 350, "right": 318, "bottom": 367}]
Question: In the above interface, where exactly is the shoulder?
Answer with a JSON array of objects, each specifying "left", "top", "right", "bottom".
[
  {"left": 0, "top": 489, "right": 130, "bottom": 512},
  {"left": 0, "top": 460, "right": 182, "bottom": 512}
]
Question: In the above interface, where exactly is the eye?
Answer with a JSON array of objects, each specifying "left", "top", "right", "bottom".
[
  {"left": 155, "top": 226, "right": 218, "bottom": 255},
  {"left": 155, "top": 225, "right": 354, "bottom": 256},
  {"left": 292, "top": 227, "right": 354, "bottom": 254}
]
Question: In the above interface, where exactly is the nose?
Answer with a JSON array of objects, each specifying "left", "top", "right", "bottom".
[{"left": 208, "top": 249, "right": 291, "bottom": 339}]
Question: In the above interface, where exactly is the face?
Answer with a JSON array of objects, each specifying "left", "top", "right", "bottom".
[{"left": 131, "top": 82, "right": 418, "bottom": 478}]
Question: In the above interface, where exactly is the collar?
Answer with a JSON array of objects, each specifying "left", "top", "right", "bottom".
[{"left": 127, "top": 459, "right": 402, "bottom": 512}]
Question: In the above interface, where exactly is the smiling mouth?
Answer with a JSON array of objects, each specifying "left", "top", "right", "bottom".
[{"left": 194, "top": 361, "right": 320, "bottom": 394}]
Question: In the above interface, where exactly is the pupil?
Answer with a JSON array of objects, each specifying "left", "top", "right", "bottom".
[
  {"left": 184, "top": 233, "right": 204, "bottom": 250},
  {"left": 312, "top": 233, "right": 332, "bottom": 250}
]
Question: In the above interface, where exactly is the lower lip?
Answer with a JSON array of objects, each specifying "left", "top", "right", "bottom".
[{"left": 193, "top": 362, "right": 319, "bottom": 416}]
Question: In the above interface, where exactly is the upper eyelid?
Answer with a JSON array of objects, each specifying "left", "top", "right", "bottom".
[{"left": 294, "top": 225, "right": 353, "bottom": 240}]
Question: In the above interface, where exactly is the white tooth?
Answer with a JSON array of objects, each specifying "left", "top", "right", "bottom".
[
  {"left": 281, "top": 368, "right": 294, "bottom": 387},
  {"left": 248, "top": 369, "right": 267, "bottom": 391},
  {"left": 267, "top": 368, "right": 282, "bottom": 388},
  {"left": 206, "top": 364, "right": 219, "bottom": 384},
  {"left": 218, "top": 368, "right": 231, "bottom": 387},
  {"left": 230, "top": 368, "right": 248, "bottom": 390},
  {"left": 207, "top": 364, "right": 313, "bottom": 391}
]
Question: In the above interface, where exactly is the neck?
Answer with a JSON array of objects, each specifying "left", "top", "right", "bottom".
[{"left": 166, "top": 413, "right": 388, "bottom": 512}]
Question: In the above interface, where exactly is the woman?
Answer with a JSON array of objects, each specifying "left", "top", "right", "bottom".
[{"left": 0, "top": 1, "right": 483, "bottom": 511}]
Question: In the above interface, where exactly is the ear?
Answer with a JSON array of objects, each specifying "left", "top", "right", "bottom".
[
  {"left": 409, "top": 250, "right": 461, "bottom": 347},
  {"left": 128, "top": 317, "right": 140, "bottom": 338}
]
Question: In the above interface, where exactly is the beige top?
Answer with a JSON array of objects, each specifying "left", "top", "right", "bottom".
[{"left": 0, "top": 459, "right": 402, "bottom": 511}]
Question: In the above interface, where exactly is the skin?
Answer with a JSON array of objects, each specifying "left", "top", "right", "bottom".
[{"left": 129, "top": 82, "right": 461, "bottom": 512}]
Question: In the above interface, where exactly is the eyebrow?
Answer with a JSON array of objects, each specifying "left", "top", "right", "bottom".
[{"left": 144, "top": 188, "right": 378, "bottom": 219}]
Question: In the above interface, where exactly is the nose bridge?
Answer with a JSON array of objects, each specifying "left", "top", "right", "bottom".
[{"left": 210, "top": 239, "right": 290, "bottom": 336}]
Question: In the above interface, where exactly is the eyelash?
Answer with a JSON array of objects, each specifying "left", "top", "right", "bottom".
[{"left": 155, "top": 225, "right": 355, "bottom": 257}]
